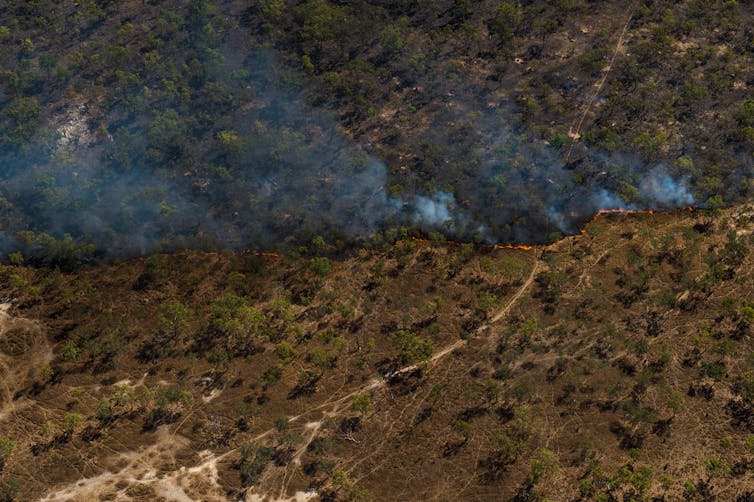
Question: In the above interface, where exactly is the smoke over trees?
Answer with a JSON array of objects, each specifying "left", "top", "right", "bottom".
[{"left": 1, "top": 0, "right": 750, "bottom": 263}]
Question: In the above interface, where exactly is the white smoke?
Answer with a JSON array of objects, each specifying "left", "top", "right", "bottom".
[
  {"left": 412, "top": 192, "right": 454, "bottom": 227},
  {"left": 591, "top": 189, "right": 636, "bottom": 211},
  {"left": 639, "top": 166, "right": 695, "bottom": 206}
]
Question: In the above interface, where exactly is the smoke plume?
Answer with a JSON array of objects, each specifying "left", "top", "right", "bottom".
[{"left": 0, "top": 46, "right": 699, "bottom": 264}]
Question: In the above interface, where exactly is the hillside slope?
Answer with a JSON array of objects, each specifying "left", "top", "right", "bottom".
[
  {"left": 1, "top": 206, "right": 754, "bottom": 500},
  {"left": 1, "top": 0, "right": 753, "bottom": 259}
]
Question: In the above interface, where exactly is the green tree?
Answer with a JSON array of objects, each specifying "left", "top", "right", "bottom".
[
  {"left": 210, "top": 293, "right": 269, "bottom": 353},
  {"left": 238, "top": 445, "right": 274, "bottom": 487},
  {"left": 308, "top": 347, "right": 336, "bottom": 372},
  {"left": 275, "top": 342, "right": 295, "bottom": 363},
  {"left": 157, "top": 299, "right": 194, "bottom": 339},
  {"left": 1, "top": 96, "right": 41, "bottom": 144},
  {"left": 308, "top": 257, "right": 332, "bottom": 276},
  {"left": 146, "top": 108, "right": 192, "bottom": 164},
  {"left": 61, "top": 413, "right": 84, "bottom": 435},
  {"left": 392, "top": 330, "right": 433, "bottom": 365},
  {"left": 489, "top": 3, "right": 521, "bottom": 47}
]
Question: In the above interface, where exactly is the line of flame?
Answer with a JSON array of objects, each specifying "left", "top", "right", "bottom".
[
  {"left": 242, "top": 250, "right": 282, "bottom": 258},
  {"left": 578, "top": 206, "right": 693, "bottom": 234},
  {"left": 494, "top": 244, "right": 535, "bottom": 251},
  {"left": 410, "top": 237, "right": 534, "bottom": 251},
  {"left": 588, "top": 206, "right": 693, "bottom": 223},
  {"left": 224, "top": 207, "right": 696, "bottom": 259},
  {"left": 412, "top": 207, "right": 695, "bottom": 251}
]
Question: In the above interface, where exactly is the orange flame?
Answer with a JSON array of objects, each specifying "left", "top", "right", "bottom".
[
  {"left": 585, "top": 208, "right": 655, "bottom": 226},
  {"left": 237, "top": 206, "right": 694, "bottom": 259},
  {"left": 596, "top": 208, "right": 654, "bottom": 216},
  {"left": 580, "top": 206, "right": 693, "bottom": 232},
  {"left": 494, "top": 244, "right": 534, "bottom": 251},
  {"left": 242, "top": 250, "right": 282, "bottom": 258},
  {"left": 410, "top": 236, "right": 535, "bottom": 251}
]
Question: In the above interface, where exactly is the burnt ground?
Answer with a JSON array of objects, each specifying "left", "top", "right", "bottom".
[{"left": 2, "top": 205, "right": 754, "bottom": 500}]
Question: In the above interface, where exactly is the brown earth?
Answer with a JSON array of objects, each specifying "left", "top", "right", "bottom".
[{"left": 1, "top": 205, "right": 754, "bottom": 500}]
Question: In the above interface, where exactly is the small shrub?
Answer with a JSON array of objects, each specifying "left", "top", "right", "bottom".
[
  {"left": 7, "top": 252, "right": 23, "bottom": 265},
  {"left": 392, "top": 330, "right": 433, "bottom": 365},
  {"left": 274, "top": 416, "right": 289, "bottom": 432},
  {"left": 0, "top": 438, "right": 13, "bottom": 467},
  {"left": 705, "top": 455, "right": 730, "bottom": 477},
  {"left": 453, "top": 419, "right": 472, "bottom": 440},
  {"left": 308, "top": 257, "right": 332, "bottom": 276},
  {"left": 700, "top": 361, "right": 726, "bottom": 380},
  {"left": 351, "top": 392, "right": 371, "bottom": 414},
  {"left": 95, "top": 401, "right": 114, "bottom": 424},
  {"left": 61, "top": 413, "right": 84, "bottom": 434},
  {"left": 60, "top": 341, "right": 80, "bottom": 362},
  {"left": 275, "top": 342, "right": 295, "bottom": 363},
  {"left": 39, "top": 366, "right": 54, "bottom": 383},
  {"left": 308, "top": 348, "right": 336, "bottom": 372},
  {"left": 530, "top": 448, "right": 558, "bottom": 483},
  {"left": 239, "top": 445, "right": 274, "bottom": 486}
]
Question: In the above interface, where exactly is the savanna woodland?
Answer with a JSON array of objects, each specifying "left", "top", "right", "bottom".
[{"left": 1, "top": 0, "right": 754, "bottom": 501}]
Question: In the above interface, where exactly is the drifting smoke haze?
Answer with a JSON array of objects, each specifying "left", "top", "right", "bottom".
[
  {"left": 0, "top": 45, "right": 700, "bottom": 263},
  {"left": 587, "top": 167, "right": 694, "bottom": 212},
  {"left": 638, "top": 168, "right": 695, "bottom": 207}
]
